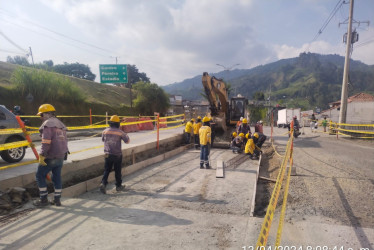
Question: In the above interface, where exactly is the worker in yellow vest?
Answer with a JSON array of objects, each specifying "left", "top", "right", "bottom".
[
  {"left": 199, "top": 117, "right": 211, "bottom": 169},
  {"left": 193, "top": 116, "right": 202, "bottom": 149},
  {"left": 184, "top": 118, "right": 194, "bottom": 144}
]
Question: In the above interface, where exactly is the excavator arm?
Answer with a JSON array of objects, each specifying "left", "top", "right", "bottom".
[{"left": 202, "top": 72, "right": 229, "bottom": 116}]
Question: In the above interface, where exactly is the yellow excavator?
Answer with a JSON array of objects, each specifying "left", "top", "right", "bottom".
[{"left": 202, "top": 72, "right": 247, "bottom": 132}]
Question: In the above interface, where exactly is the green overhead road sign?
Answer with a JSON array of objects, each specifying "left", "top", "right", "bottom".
[{"left": 99, "top": 64, "right": 128, "bottom": 84}]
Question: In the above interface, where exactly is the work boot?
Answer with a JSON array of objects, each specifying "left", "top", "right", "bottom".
[
  {"left": 200, "top": 165, "right": 204, "bottom": 169},
  {"left": 33, "top": 197, "right": 49, "bottom": 207},
  {"left": 50, "top": 197, "right": 61, "bottom": 206},
  {"left": 116, "top": 185, "right": 125, "bottom": 192},
  {"left": 205, "top": 164, "right": 211, "bottom": 169},
  {"left": 100, "top": 183, "right": 106, "bottom": 194}
]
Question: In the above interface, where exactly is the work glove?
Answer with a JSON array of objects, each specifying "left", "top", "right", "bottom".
[{"left": 39, "top": 155, "right": 47, "bottom": 166}]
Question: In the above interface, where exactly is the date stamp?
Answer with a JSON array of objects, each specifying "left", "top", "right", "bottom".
[{"left": 241, "top": 247, "right": 369, "bottom": 250}]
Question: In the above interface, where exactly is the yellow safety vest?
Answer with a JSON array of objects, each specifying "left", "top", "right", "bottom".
[
  {"left": 199, "top": 126, "right": 211, "bottom": 145},
  {"left": 193, "top": 122, "right": 202, "bottom": 134},
  {"left": 185, "top": 121, "right": 193, "bottom": 133},
  {"left": 245, "top": 138, "right": 255, "bottom": 154}
]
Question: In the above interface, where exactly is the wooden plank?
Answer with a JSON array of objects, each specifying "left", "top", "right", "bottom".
[{"left": 216, "top": 160, "right": 224, "bottom": 178}]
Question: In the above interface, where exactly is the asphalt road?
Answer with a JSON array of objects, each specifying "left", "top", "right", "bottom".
[{"left": 266, "top": 126, "right": 374, "bottom": 248}]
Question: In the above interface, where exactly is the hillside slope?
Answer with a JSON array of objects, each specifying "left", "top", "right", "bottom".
[
  {"left": 162, "top": 53, "right": 374, "bottom": 110},
  {"left": 0, "top": 62, "right": 135, "bottom": 125}
]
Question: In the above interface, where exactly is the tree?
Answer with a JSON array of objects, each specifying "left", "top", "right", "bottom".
[
  {"left": 43, "top": 60, "right": 54, "bottom": 67},
  {"left": 133, "top": 81, "right": 169, "bottom": 115},
  {"left": 128, "top": 64, "right": 150, "bottom": 84},
  {"left": 6, "top": 56, "right": 30, "bottom": 66},
  {"left": 253, "top": 91, "right": 265, "bottom": 101},
  {"left": 53, "top": 62, "right": 96, "bottom": 81}
]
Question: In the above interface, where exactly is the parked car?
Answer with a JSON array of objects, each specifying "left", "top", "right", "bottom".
[{"left": 0, "top": 105, "right": 27, "bottom": 163}]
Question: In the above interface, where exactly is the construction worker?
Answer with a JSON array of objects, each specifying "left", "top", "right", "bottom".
[
  {"left": 193, "top": 116, "right": 202, "bottom": 149},
  {"left": 255, "top": 120, "right": 263, "bottom": 133},
  {"left": 322, "top": 117, "right": 328, "bottom": 132},
  {"left": 231, "top": 131, "right": 237, "bottom": 141},
  {"left": 236, "top": 117, "right": 243, "bottom": 131},
  {"left": 100, "top": 115, "right": 130, "bottom": 194},
  {"left": 253, "top": 132, "right": 267, "bottom": 148},
  {"left": 238, "top": 118, "right": 251, "bottom": 135},
  {"left": 184, "top": 118, "right": 193, "bottom": 144},
  {"left": 245, "top": 133, "right": 261, "bottom": 160},
  {"left": 34, "top": 104, "right": 68, "bottom": 207},
  {"left": 231, "top": 132, "right": 245, "bottom": 153},
  {"left": 199, "top": 116, "right": 211, "bottom": 169}
]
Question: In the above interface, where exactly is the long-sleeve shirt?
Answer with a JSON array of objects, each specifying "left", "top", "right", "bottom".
[
  {"left": 193, "top": 122, "right": 202, "bottom": 135},
  {"left": 102, "top": 127, "right": 130, "bottom": 156},
  {"left": 185, "top": 121, "right": 193, "bottom": 133},
  {"left": 39, "top": 117, "right": 68, "bottom": 159},
  {"left": 199, "top": 126, "right": 211, "bottom": 145}
]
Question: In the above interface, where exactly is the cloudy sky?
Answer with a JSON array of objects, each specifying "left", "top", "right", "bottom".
[{"left": 1, "top": 0, "right": 373, "bottom": 86}]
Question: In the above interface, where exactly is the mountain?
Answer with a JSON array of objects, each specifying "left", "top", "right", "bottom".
[{"left": 162, "top": 53, "right": 374, "bottom": 110}]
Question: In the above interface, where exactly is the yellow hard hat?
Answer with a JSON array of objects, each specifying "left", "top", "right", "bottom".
[
  {"left": 245, "top": 133, "right": 250, "bottom": 139},
  {"left": 253, "top": 132, "right": 259, "bottom": 139},
  {"left": 109, "top": 115, "right": 120, "bottom": 123},
  {"left": 232, "top": 132, "right": 237, "bottom": 137},
  {"left": 242, "top": 118, "right": 248, "bottom": 124},
  {"left": 202, "top": 116, "right": 210, "bottom": 123},
  {"left": 37, "top": 104, "right": 56, "bottom": 115},
  {"left": 197, "top": 116, "right": 202, "bottom": 119},
  {"left": 191, "top": 118, "right": 195, "bottom": 122},
  {"left": 239, "top": 133, "right": 244, "bottom": 138}
]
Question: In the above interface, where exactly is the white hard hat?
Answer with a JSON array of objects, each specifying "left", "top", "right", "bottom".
[
  {"left": 259, "top": 120, "right": 263, "bottom": 124},
  {"left": 240, "top": 117, "right": 243, "bottom": 121}
]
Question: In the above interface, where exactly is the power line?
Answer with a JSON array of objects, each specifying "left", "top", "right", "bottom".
[
  {"left": 310, "top": 0, "right": 344, "bottom": 43},
  {"left": 0, "top": 17, "right": 110, "bottom": 58},
  {"left": 0, "top": 8, "right": 117, "bottom": 55},
  {"left": 0, "top": 30, "right": 28, "bottom": 54}
]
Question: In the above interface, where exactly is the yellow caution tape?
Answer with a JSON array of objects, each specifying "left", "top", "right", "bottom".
[
  {"left": 0, "top": 140, "right": 30, "bottom": 151},
  {"left": 336, "top": 127, "right": 374, "bottom": 135},
  {"left": 256, "top": 135, "right": 293, "bottom": 247},
  {"left": 0, "top": 128, "right": 24, "bottom": 135},
  {"left": 160, "top": 114, "right": 184, "bottom": 119},
  {"left": 275, "top": 148, "right": 293, "bottom": 246},
  {"left": 0, "top": 160, "right": 39, "bottom": 171},
  {"left": 159, "top": 120, "right": 184, "bottom": 124}
]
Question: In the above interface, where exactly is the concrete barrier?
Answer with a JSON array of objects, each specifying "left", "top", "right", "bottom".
[{"left": 0, "top": 134, "right": 183, "bottom": 192}]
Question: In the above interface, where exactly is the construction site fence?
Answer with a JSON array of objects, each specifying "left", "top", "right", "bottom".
[
  {"left": 0, "top": 113, "right": 185, "bottom": 160},
  {"left": 256, "top": 132, "right": 294, "bottom": 247},
  {"left": 329, "top": 122, "right": 374, "bottom": 139}
]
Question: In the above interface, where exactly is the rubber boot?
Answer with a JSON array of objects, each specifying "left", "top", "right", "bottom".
[
  {"left": 100, "top": 183, "right": 106, "bottom": 194},
  {"left": 51, "top": 197, "right": 61, "bottom": 206},
  {"left": 33, "top": 197, "right": 49, "bottom": 207}
]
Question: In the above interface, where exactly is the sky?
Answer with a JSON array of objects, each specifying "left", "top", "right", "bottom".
[{"left": 1, "top": 0, "right": 373, "bottom": 86}]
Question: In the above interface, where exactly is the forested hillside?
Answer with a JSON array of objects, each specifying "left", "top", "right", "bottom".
[{"left": 163, "top": 53, "right": 374, "bottom": 110}]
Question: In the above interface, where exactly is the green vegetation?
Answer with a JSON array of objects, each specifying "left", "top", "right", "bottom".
[
  {"left": 133, "top": 81, "right": 170, "bottom": 115},
  {"left": 11, "top": 67, "right": 86, "bottom": 104},
  {"left": 163, "top": 53, "right": 374, "bottom": 110}
]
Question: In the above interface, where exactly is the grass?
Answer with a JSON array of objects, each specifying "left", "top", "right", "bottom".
[{"left": 0, "top": 62, "right": 136, "bottom": 126}]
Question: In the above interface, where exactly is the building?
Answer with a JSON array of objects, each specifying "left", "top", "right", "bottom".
[{"left": 320, "top": 92, "right": 374, "bottom": 124}]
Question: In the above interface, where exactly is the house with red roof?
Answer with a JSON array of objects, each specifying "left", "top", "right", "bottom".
[{"left": 320, "top": 92, "right": 374, "bottom": 123}]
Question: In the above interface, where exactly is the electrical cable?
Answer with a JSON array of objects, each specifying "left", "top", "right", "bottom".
[
  {"left": 0, "top": 8, "right": 116, "bottom": 54},
  {"left": 0, "top": 30, "right": 28, "bottom": 54}
]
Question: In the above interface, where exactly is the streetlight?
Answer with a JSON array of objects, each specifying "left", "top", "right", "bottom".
[{"left": 216, "top": 63, "right": 240, "bottom": 96}]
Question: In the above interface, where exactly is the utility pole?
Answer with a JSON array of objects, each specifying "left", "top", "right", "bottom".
[
  {"left": 338, "top": 0, "right": 354, "bottom": 124},
  {"left": 338, "top": 0, "right": 369, "bottom": 123},
  {"left": 29, "top": 47, "right": 35, "bottom": 66}
]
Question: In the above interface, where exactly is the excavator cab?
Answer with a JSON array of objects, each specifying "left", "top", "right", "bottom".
[{"left": 229, "top": 96, "right": 247, "bottom": 125}]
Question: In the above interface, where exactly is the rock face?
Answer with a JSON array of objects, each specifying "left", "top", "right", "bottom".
[{"left": 0, "top": 187, "right": 30, "bottom": 215}]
